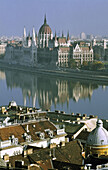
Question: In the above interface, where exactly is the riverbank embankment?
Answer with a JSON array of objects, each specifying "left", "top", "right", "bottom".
[{"left": 0, "top": 61, "right": 108, "bottom": 83}]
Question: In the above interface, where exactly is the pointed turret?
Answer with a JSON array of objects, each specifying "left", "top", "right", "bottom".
[
  {"left": 23, "top": 26, "right": 27, "bottom": 46},
  {"left": 104, "top": 39, "right": 107, "bottom": 49},
  {"left": 28, "top": 32, "right": 30, "bottom": 39},
  {"left": 62, "top": 31, "right": 64, "bottom": 37},
  {"left": 32, "top": 27, "right": 36, "bottom": 46},
  {"left": 44, "top": 14, "right": 47, "bottom": 24},
  {"left": 23, "top": 26, "right": 26, "bottom": 38},
  {"left": 35, "top": 31, "right": 38, "bottom": 43},
  {"left": 55, "top": 31, "right": 57, "bottom": 40},
  {"left": 90, "top": 41, "right": 93, "bottom": 50},
  {"left": 32, "top": 27, "right": 35, "bottom": 41},
  {"left": 67, "top": 31, "right": 69, "bottom": 41},
  {"left": 28, "top": 31, "right": 31, "bottom": 47},
  {"left": 35, "top": 31, "right": 37, "bottom": 38}
]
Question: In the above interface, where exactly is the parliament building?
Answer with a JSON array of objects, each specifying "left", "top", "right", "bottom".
[{"left": 4, "top": 15, "right": 93, "bottom": 67}]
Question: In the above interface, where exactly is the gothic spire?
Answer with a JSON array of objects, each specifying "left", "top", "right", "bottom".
[
  {"left": 32, "top": 27, "right": 35, "bottom": 40},
  {"left": 32, "top": 27, "right": 36, "bottom": 46},
  {"left": 23, "top": 26, "right": 26, "bottom": 38},
  {"left": 28, "top": 31, "right": 30, "bottom": 38},
  {"left": 55, "top": 31, "right": 57, "bottom": 39}
]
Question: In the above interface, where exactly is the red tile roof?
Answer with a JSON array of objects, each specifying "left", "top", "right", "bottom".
[
  {"left": 0, "top": 125, "right": 26, "bottom": 143},
  {"left": 0, "top": 120, "right": 57, "bottom": 143},
  {"left": 22, "top": 121, "right": 57, "bottom": 141}
]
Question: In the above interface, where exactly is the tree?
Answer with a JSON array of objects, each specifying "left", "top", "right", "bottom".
[
  {"left": 81, "top": 61, "right": 89, "bottom": 70},
  {"left": 91, "top": 61, "right": 104, "bottom": 70},
  {"left": 94, "top": 53, "right": 100, "bottom": 60},
  {"left": 69, "top": 59, "right": 77, "bottom": 68}
]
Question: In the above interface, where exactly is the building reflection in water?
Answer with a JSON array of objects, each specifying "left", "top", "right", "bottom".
[
  {"left": 0, "top": 71, "right": 6, "bottom": 80},
  {"left": 0, "top": 68, "right": 101, "bottom": 110}
]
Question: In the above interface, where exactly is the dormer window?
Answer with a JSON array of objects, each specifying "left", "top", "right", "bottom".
[
  {"left": 26, "top": 135, "right": 31, "bottom": 142},
  {"left": 9, "top": 135, "right": 18, "bottom": 145},
  {"left": 101, "top": 140, "right": 104, "bottom": 145},
  {"left": 39, "top": 132, "right": 45, "bottom": 140},
  {"left": 49, "top": 130, "right": 53, "bottom": 138}
]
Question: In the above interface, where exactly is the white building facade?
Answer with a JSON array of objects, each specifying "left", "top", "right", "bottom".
[{"left": 73, "top": 44, "right": 93, "bottom": 65}]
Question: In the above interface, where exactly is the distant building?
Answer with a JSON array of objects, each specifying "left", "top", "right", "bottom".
[
  {"left": 3, "top": 16, "right": 96, "bottom": 67},
  {"left": 0, "top": 43, "right": 7, "bottom": 56},
  {"left": 86, "top": 34, "right": 94, "bottom": 40},
  {"left": 80, "top": 32, "right": 86, "bottom": 40},
  {"left": 93, "top": 39, "right": 108, "bottom": 61},
  {"left": 4, "top": 15, "right": 72, "bottom": 67}
]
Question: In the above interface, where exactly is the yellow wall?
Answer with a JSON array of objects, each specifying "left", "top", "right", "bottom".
[{"left": 86, "top": 145, "right": 108, "bottom": 157}]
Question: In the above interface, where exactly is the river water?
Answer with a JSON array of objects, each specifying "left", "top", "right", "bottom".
[{"left": 0, "top": 67, "right": 108, "bottom": 119}]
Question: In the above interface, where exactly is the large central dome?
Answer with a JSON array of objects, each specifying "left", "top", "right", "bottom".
[{"left": 39, "top": 15, "right": 52, "bottom": 34}]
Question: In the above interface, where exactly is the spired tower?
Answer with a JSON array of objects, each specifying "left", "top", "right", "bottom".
[
  {"left": 104, "top": 39, "right": 107, "bottom": 49},
  {"left": 38, "top": 15, "right": 53, "bottom": 48},
  {"left": 86, "top": 119, "right": 108, "bottom": 158},
  {"left": 67, "top": 31, "right": 70, "bottom": 47},
  {"left": 23, "top": 26, "right": 27, "bottom": 46},
  {"left": 31, "top": 27, "right": 37, "bottom": 65},
  {"left": 22, "top": 26, "right": 37, "bottom": 66}
]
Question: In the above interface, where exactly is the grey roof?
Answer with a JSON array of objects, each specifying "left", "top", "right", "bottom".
[{"left": 87, "top": 120, "right": 108, "bottom": 146}]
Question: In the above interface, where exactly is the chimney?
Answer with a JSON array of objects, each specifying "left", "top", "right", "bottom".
[
  {"left": 1, "top": 107, "right": 5, "bottom": 114},
  {"left": 26, "top": 125, "right": 29, "bottom": 132},
  {"left": 83, "top": 114, "right": 87, "bottom": 118},
  {"left": 52, "top": 148, "right": 56, "bottom": 160},
  {"left": 3, "top": 154, "right": 9, "bottom": 162},
  {"left": 49, "top": 150, "right": 52, "bottom": 157},
  {"left": 23, "top": 150, "right": 27, "bottom": 157},
  {"left": 76, "top": 113, "right": 81, "bottom": 116},
  {"left": 26, "top": 107, "right": 29, "bottom": 113}
]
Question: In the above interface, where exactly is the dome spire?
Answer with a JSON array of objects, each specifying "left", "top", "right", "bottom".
[
  {"left": 62, "top": 31, "right": 64, "bottom": 37},
  {"left": 67, "top": 31, "right": 69, "bottom": 41},
  {"left": 44, "top": 14, "right": 47, "bottom": 24}
]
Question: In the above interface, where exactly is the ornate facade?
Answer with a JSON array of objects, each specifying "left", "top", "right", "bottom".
[
  {"left": 73, "top": 43, "right": 93, "bottom": 65},
  {"left": 4, "top": 15, "right": 94, "bottom": 67}
]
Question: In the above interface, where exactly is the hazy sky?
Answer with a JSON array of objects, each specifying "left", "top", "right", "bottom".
[{"left": 0, "top": 0, "right": 108, "bottom": 37}]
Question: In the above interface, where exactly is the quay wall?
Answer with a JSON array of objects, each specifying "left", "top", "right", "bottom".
[{"left": 0, "top": 61, "right": 108, "bottom": 83}]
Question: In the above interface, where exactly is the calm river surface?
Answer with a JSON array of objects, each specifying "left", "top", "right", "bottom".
[{"left": 0, "top": 67, "right": 108, "bottom": 119}]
